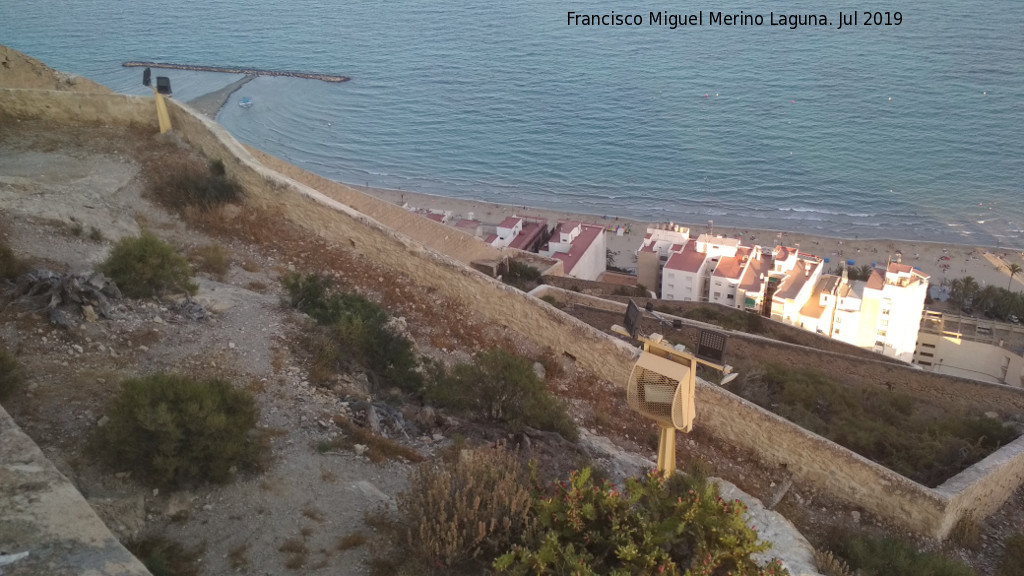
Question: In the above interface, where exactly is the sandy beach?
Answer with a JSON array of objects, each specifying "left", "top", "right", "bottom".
[{"left": 351, "top": 184, "right": 1024, "bottom": 297}]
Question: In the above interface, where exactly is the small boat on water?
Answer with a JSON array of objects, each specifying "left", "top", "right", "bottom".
[{"left": 238, "top": 96, "right": 253, "bottom": 109}]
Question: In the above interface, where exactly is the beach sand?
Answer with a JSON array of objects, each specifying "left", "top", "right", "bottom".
[{"left": 352, "top": 184, "right": 1024, "bottom": 296}]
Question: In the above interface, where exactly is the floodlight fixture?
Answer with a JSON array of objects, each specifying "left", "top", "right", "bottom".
[
  {"left": 155, "top": 76, "right": 172, "bottom": 95},
  {"left": 142, "top": 67, "right": 151, "bottom": 87}
]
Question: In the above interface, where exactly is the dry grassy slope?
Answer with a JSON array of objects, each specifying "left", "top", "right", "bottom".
[{"left": 0, "top": 45, "right": 112, "bottom": 93}]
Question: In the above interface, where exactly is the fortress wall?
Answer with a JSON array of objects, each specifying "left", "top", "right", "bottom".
[
  {"left": 5, "top": 87, "right": 1024, "bottom": 540},
  {"left": 937, "top": 435, "right": 1024, "bottom": 537}
]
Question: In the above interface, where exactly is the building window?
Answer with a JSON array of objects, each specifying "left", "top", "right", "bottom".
[
  {"left": 919, "top": 352, "right": 934, "bottom": 358},
  {"left": 835, "top": 317, "right": 842, "bottom": 324},
  {"left": 918, "top": 361, "right": 932, "bottom": 366},
  {"left": 727, "top": 294, "right": 734, "bottom": 300},
  {"left": 713, "top": 292, "right": 721, "bottom": 299},
  {"left": 877, "top": 330, "right": 887, "bottom": 338},
  {"left": 922, "top": 343, "right": 935, "bottom": 348},
  {"left": 881, "top": 319, "right": 889, "bottom": 327}
]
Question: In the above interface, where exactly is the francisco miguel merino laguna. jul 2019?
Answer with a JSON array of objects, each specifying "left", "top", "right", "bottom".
[{"left": 567, "top": 10, "right": 903, "bottom": 30}]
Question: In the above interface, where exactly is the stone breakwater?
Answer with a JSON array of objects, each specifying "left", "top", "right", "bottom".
[{"left": 122, "top": 61, "right": 349, "bottom": 83}]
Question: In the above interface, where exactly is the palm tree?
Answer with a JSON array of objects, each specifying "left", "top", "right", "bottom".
[{"left": 1007, "top": 263, "right": 1022, "bottom": 291}]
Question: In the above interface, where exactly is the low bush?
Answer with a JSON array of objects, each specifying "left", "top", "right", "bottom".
[
  {"left": 126, "top": 536, "right": 203, "bottom": 576},
  {"left": 1001, "top": 533, "right": 1024, "bottom": 576},
  {"left": 148, "top": 155, "right": 243, "bottom": 209},
  {"left": 370, "top": 447, "right": 532, "bottom": 575},
  {"left": 503, "top": 260, "right": 542, "bottom": 290},
  {"left": 732, "top": 364, "right": 1018, "bottom": 486},
  {"left": 283, "top": 273, "right": 422, "bottom": 391},
  {"left": 0, "top": 239, "right": 28, "bottom": 281},
  {"left": 99, "top": 232, "right": 197, "bottom": 298},
  {"left": 89, "top": 374, "right": 265, "bottom": 487},
  {"left": 190, "top": 244, "right": 230, "bottom": 279},
  {"left": 494, "top": 468, "right": 787, "bottom": 576},
  {"left": 824, "top": 529, "right": 974, "bottom": 576},
  {"left": 427, "top": 349, "right": 577, "bottom": 440},
  {"left": 0, "top": 347, "right": 25, "bottom": 401}
]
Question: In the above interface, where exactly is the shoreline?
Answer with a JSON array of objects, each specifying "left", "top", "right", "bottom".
[
  {"left": 348, "top": 183, "right": 1024, "bottom": 293},
  {"left": 174, "top": 80, "right": 1024, "bottom": 293}
]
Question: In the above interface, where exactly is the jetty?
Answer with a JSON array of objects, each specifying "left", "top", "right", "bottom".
[{"left": 122, "top": 61, "right": 349, "bottom": 83}]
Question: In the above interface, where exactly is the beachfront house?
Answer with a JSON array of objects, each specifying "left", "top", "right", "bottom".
[
  {"left": 540, "top": 221, "right": 607, "bottom": 281},
  {"left": 636, "top": 223, "right": 690, "bottom": 294}
]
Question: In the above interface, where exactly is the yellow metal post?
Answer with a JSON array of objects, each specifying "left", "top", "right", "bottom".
[
  {"left": 657, "top": 425, "right": 676, "bottom": 477},
  {"left": 150, "top": 87, "right": 172, "bottom": 134}
]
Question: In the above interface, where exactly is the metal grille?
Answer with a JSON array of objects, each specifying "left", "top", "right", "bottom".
[
  {"left": 697, "top": 329, "right": 728, "bottom": 364},
  {"left": 626, "top": 351, "right": 694, "bottom": 431}
]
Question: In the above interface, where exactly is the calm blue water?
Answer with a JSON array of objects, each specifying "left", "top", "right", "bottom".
[{"left": 3, "top": 0, "right": 1022, "bottom": 247}]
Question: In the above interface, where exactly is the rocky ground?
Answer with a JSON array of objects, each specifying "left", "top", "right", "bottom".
[{"left": 1, "top": 118, "right": 1021, "bottom": 576}]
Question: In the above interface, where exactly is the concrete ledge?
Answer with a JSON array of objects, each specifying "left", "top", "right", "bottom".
[{"left": 0, "top": 405, "right": 151, "bottom": 576}]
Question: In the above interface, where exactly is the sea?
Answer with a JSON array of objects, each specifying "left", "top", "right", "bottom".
[{"left": 2, "top": 0, "right": 1022, "bottom": 247}]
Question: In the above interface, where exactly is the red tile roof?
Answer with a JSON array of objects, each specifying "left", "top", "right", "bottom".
[
  {"left": 454, "top": 218, "right": 480, "bottom": 229},
  {"left": 498, "top": 216, "right": 522, "bottom": 229},
  {"left": 424, "top": 213, "right": 445, "bottom": 223},
  {"left": 866, "top": 268, "right": 885, "bottom": 290},
  {"left": 713, "top": 247, "right": 751, "bottom": 280},
  {"left": 664, "top": 241, "right": 706, "bottom": 273},
  {"left": 549, "top": 223, "right": 603, "bottom": 275},
  {"left": 508, "top": 221, "right": 547, "bottom": 250}
]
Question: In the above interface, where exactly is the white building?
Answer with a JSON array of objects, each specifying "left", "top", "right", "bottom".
[
  {"left": 636, "top": 224, "right": 690, "bottom": 293},
  {"left": 541, "top": 221, "right": 607, "bottom": 281}
]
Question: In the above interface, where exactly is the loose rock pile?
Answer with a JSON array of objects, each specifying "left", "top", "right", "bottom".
[{"left": 3, "top": 270, "right": 122, "bottom": 327}]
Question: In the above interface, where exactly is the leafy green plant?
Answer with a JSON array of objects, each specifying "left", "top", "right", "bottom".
[
  {"left": 504, "top": 260, "right": 542, "bottom": 290},
  {"left": 427, "top": 349, "right": 577, "bottom": 440},
  {"left": 824, "top": 529, "right": 974, "bottom": 576},
  {"left": 0, "top": 347, "right": 25, "bottom": 401},
  {"left": 90, "top": 374, "right": 265, "bottom": 487},
  {"left": 283, "top": 272, "right": 422, "bottom": 391},
  {"left": 98, "top": 232, "right": 197, "bottom": 298},
  {"left": 370, "top": 447, "right": 532, "bottom": 575},
  {"left": 494, "top": 468, "right": 787, "bottom": 576}
]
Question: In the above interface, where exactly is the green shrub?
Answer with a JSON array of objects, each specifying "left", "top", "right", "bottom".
[
  {"left": 494, "top": 468, "right": 787, "bottom": 576},
  {"left": 90, "top": 374, "right": 264, "bottom": 487},
  {"left": 825, "top": 529, "right": 974, "bottom": 576},
  {"left": 126, "top": 536, "right": 203, "bottom": 576},
  {"left": 283, "top": 273, "right": 422, "bottom": 391},
  {"left": 99, "top": 232, "right": 197, "bottom": 298},
  {"left": 0, "top": 240, "right": 27, "bottom": 281},
  {"left": 1001, "top": 533, "right": 1024, "bottom": 576},
  {"left": 370, "top": 447, "right": 532, "bottom": 575},
  {"left": 148, "top": 155, "right": 243, "bottom": 209},
  {"left": 0, "top": 347, "right": 25, "bottom": 401},
  {"left": 427, "top": 349, "right": 577, "bottom": 440},
  {"left": 503, "top": 260, "right": 542, "bottom": 290}
]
